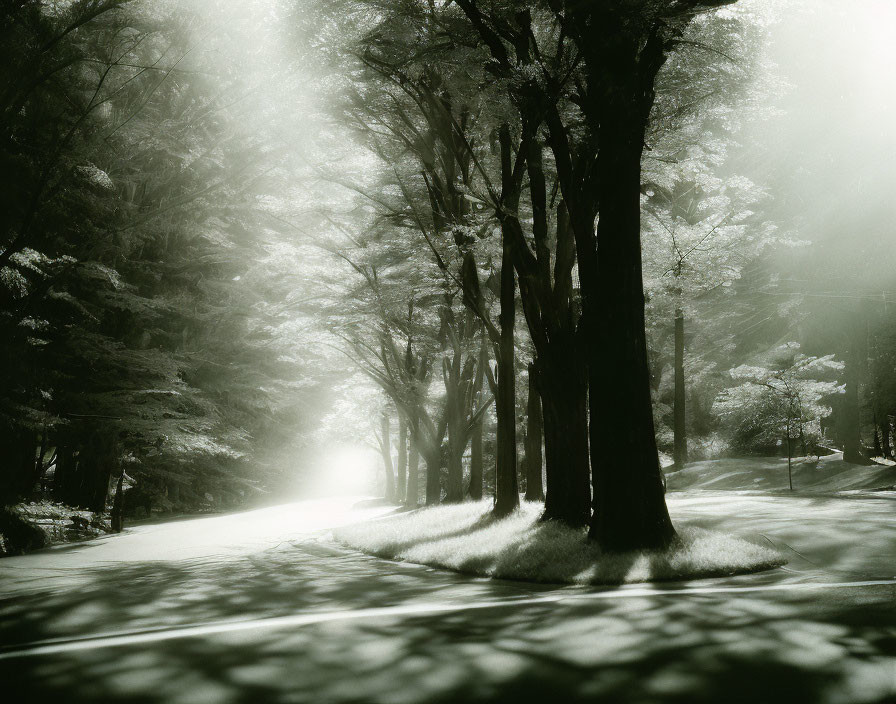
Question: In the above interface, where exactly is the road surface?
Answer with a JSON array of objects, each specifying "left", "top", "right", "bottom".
[{"left": 1, "top": 493, "right": 894, "bottom": 703}]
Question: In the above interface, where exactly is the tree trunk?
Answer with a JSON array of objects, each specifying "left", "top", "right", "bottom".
[
  {"left": 379, "top": 413, "right": 396, "bottom": 502},
  {"left": 40, "top": 450, "right": 56, "bottom": 496},
  {"left": 491, "top": 123, "right": 521, "bottom": 518},
  {"left": 111, "top": 469, "right": 125, "bottom": 533},
  {"left": 469, "top": 414, "right": 483, "bottom": 500},
  {"left": 881, "top": 414, "right": 892, "bottom": 459},
  {"left": 673, "top": 307, "right": 688, "bottom": 468},
  {"left": 406, "top": 437, "right": 420, "bottom": 506},
  {"left": 56, "top": 430, "right": 116, "bottom": 513},
  {"left": 396, "top": 417, "right": 408, "bottom": 501},
  {"left": 467, "top": 334, "right": 487, "bottom": 501},
  {"left": 0, "top": 427, "right": 34, "bottom": 504},
  {"left": 82, "top": 431, "right": 116, "bottom": 513},
  {"left": 53, "top": 443, "right": 74, "bottom": 505},
  {"left": 33, "top": 428, "right": 48, "bottom": 494},
  {"left": 842, "top": 345, "right": 863, "bottom": 464},
  {"left": 540, "top": 358, "right": 591, "bottom": 525},
  {"left": 587, "top": 86, "right": 675, "bottom": 550},
  {"left": 445, "top": 373, "right": 466, "bottom": 504},
  {"left": 509, "top": 193, "right": 590, "bottom": 524},
  {"left": 524, "top": 363, "right": 544, "bottom": 502},
  {"left": 493, "top": 227, "right": 519, "bottom": 517},
  {"left": 425, "top": 443, "right": 441, "bottom": 505},
  {"left": 786, "top": 418, "right": 794, "bottom": 491}
]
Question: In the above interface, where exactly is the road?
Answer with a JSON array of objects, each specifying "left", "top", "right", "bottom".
[{"left": 1, "top": 493, "right": 894, "bottom": 703}]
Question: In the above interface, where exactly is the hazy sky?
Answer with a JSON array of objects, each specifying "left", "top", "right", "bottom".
[
  {"left": 740, "top": 0, "right": 896, "bottom": 283},
  {"left": 183, "top": 0, "right": 896, "bottom": 266}
]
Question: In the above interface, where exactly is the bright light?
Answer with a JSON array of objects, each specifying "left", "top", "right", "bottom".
[{"left": 311, "top": 445, "right": 378, "bottom": 496}]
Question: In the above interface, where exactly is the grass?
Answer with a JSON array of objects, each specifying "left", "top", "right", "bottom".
[
  {"left": 334, "top": 500, "right": 785, "bottom": 585},
  {"left": 664, "top": 451, "right": 896, "bottom": 493}
]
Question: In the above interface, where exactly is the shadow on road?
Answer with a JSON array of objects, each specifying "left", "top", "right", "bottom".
[{"left": 1, "top": 535, "right": 894, "bottom": 703}]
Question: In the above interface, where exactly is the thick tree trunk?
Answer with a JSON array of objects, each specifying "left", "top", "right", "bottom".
[
  {"left": 379, "top": 413, "right": 396, "bottom": 502},
  {"left": 511, "top": 195, "right": 591, "bottom": 524},
  {"left": 396, "top": 417, "right": 408, "bottom": 501},
  {"left": 524, "top": 363, "right": 544, "bottom": 502},
  {"left": 493, "top": 231, "right": 519, "bottom": 517},
  {"left": 673, "top": 307, "right": 688, "bottom": 468},
  {"left": 540, "top": 358, "right": 591, "bottom": 525},
  {"left": 443, "top": 310, "right": 476, "bottom": 504},
  {"left": 587, "top": 103, "right": 675, "bottom": 550},
  {"left": 406, "top": 437, "right": 420, "bottom": 506},
  {"left": 0, "top": 426, "right": 35, "bottom": 504},
  {"left": 60, "top": 430, "right": 116, "bottom": 513}
]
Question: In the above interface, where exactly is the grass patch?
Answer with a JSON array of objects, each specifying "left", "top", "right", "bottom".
[
  {"left": 334, "top": 500, "right": 785, "bottom": 585},
  {"left": 664, "top": 453, "right": 896, "bottom": 493}
]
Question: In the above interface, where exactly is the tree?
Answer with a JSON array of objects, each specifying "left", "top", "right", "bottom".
[
  {"left": 641, "top": 4, "right": 782, "bottom": 470},
  {"left": 0, "top": 0, "right": 324, "bottom": 517},
  {"left": 449, "top": 0, "right": 741, "bottom": 548},
  {"left": 376, "top": 412, "right": 396, "bottom": 501},
  {"left": 314, "top": 1, "right": 513, "bottom": 512},
  {"left": 643, "top": 175, "right": 777, "bottom": 467},
  {"left": 339, "top": 0, "right": 592, "bottom": 524},
  {"left": 523, "top": 362, "right": 544, "bottom": 502},
  {"left": 714, "top": 344, "right": 844, "bottom": 489}
]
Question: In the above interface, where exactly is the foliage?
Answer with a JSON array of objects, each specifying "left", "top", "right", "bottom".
[
  {"left": 713, "top": 343, "right": 843, "bottom": 456},
  {"left": 0, "top": 0, "right": 321, "bottom": 513}
]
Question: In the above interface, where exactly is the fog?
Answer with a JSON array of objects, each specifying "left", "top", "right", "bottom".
[
  {"left": 161, "top": 0, "right": 896, "bottom": 496},
  {"left": 3, "top": 3, "right": 896, "bottom": 703},
  {"left": 741, "top": 0, "right": 896, "bottom": 278}
]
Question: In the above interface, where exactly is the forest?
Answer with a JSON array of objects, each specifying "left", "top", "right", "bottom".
[
  {"left": 1, "top": 0, "right": 892, "bottom": 545},
  {"left": 0, "top": 2, "right": 894, "bottom": 702}
]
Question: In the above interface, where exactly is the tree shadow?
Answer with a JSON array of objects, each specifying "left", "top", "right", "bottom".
[
  {"left": 1, "top": 557, "right": 893, "bottom": 703},
  {"left": 1, "top": 495, "right": 894, "bottom": 703},
  {"left": 668, "top": 492, "right": 896, "bottom": 579}
]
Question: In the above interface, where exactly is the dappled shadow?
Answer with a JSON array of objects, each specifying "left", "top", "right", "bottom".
[
  {"left": 340, "top": 502, "right": 783, "bottom": 587},
  {"left": 1, "top": 493, "right": 895, "bottom": 703},
  {"left": 1, "top": 560, "right": 894, "bottom": 703},
  {"left": 0, "top": 540, "right": 553, "bottom": 650},
  {"left": 485, "top": 524, "right": 639, "bottom": 586},
  {"left": 667, "top": 492, "right": 896, "bottom": 579},
  {"left": 665, "top": 455, "right": 896, "bottom": 494}
]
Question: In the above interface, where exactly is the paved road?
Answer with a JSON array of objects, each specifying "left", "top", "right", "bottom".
[{"left": 1, "top": 493, "right": 894, "bottom": 703}]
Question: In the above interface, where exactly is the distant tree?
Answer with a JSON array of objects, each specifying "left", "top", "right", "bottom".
[
  {"left": 309, "top": 2, "right": 510, "bottom": 510},
  {"left": 641, "top": 3, "right": 784, "bottom": 470},
  {"left": 643, "top": 175, "right": 779, "bottom": 467},
  {"left": 714, "top": 344, "right": 843, "bottom": 489}
]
